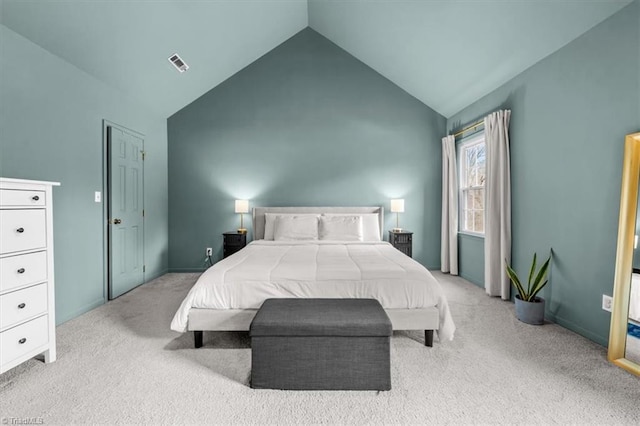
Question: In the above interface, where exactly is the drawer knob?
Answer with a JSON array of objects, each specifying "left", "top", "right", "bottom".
[
  {"left": 16, "top": 227, "right": 25, "bottom": 233},
  {"left": 17, "top": 268, "right": 26, "bottom": 274},
  {"left": 18, "top": 303, "right": 26, "bottom": 309},
  {"left": 18, "top": 338, "right": 27, "bottom": 344},
  {"left": 32, "top": 195, "right": 40, "bottom": 201}
]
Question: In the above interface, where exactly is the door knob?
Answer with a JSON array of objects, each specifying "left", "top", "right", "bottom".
[{"left": 110, "top": 218, "right": 122, "bottom": 225}]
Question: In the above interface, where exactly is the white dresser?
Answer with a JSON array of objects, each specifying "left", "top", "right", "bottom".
[{"left": 0, "top": 178, "right": 59, "bottom": 374}]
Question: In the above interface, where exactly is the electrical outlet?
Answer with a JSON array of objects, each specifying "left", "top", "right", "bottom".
[
  {"left": 602, "top": 294, "right": 613, "bottom": 312},
  {"left": 206, "top": 247, "right": 213, "bottom": 257}
]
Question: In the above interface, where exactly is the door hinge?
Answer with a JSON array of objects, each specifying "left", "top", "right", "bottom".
[
  {"left": 143, "top": 265, "right": 146, "bottom": 272},
  {"left": 141, "top": 151, "right": 146, "bottom": 160},
  {"left": 142, "top": 209, "right": 145, "bottom": 217}
]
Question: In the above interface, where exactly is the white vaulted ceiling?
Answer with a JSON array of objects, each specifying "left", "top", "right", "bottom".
[{"left": 0, "top": 0, "right": 633, "bottom": 118}]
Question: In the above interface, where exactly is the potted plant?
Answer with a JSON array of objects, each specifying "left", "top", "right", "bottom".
[{"left": 505, "top": 252, "right": 551, "bottom": 325}]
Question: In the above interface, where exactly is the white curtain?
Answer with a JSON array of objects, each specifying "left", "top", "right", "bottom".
[
  {"left": 484, "top": 110, "right": 511, "bottom": 299},
  {"left": 441, "top": 135, "right": 458, "bottom": 275}
]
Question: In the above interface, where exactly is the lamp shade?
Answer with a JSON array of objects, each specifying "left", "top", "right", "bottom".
[
  {"left": 235, "top": 199, "right": 249, "bottom": 214},
  {"left": 390, "top": 199, "right": 405, "bottom": 213}
]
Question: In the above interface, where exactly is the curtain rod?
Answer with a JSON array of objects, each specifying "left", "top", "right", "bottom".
[{"left": 452, "top": 119, "right": 484, "bottom": 138}]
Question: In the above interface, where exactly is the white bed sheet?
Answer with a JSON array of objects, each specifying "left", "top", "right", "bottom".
[{"left": 170, "top": 240, "right": 455, "bottom": 341}]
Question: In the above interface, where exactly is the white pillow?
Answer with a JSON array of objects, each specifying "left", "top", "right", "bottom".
[
  {"left": 264, "top": 213, "right": 319, "bottom": 240},
  {"left": 263, "top": 213, "right": 279, "bottom": 240},
  {"left": 273, "top": 215, "right": 319, "bottom": 241},
  {"left": 319, "top": 215, "right": 363, "bottom": 241},
  {"left": 322, "top": 213, "right": 381, "bottom": 241}
]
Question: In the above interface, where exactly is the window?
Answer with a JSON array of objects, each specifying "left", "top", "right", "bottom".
[{"left": 458, "top": 134, "right": 486, "bottom": 235}]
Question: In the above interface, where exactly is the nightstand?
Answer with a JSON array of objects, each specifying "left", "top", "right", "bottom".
[
  {"left": 223, "top": 231, "right": 247, "bottom": 258},
  {"left": 389, "top": 230, "right": 412, "bottom": 257}
]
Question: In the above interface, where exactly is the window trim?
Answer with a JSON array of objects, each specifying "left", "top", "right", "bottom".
[{"left": 457, "top": 133, "right": 486, "bottom": 238}]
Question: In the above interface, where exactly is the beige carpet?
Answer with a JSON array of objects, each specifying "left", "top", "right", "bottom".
[{"left": 1, "top": 271, "right": 639, "bottom": 425}]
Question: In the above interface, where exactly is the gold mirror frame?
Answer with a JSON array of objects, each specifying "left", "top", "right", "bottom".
[{"left": 609, "top": 132, "right": 640, "bottom": 376}]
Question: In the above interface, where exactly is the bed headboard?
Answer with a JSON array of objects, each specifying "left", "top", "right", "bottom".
[{"left": 252, "top": 206, "right": 384, "bottom": 240}]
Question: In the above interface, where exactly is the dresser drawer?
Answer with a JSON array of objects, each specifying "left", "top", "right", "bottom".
[
  {"left": 0, "top": 315, "right": 49, "bottom": 367},
  {"left": 0, "top": 283, "right": 48, "bottom": 330},
  {"left": 0, "top": 251, "right": 48, "bottom": 293},
  {"left": 225, "top": 233, "right": 245, "bottom": 244},
  {"left": 0, "top": 189, "right": 46, "bottom": 207},
  {"left": 0, "top": 209, "right": 46, "bottom": 255}
]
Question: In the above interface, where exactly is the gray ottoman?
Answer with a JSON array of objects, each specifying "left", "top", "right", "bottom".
[{"left": 250, "top": 298, "right": 392, "bottom": 391}]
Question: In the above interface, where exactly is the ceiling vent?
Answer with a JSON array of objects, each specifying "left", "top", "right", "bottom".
[{"left": 168, "top": 53, "right": 189, "bottom": 73}]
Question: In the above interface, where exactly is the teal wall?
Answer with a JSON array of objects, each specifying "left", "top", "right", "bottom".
[
  {"left": 458, "top": 233, "right": 484, "bottom": 285},
  {"left": 0, "top": 26, "right": 169, "bottom": 324},
  {"left": 168, "top": 28, "right": 446, "bottom": 271},
  {"left": 447, "top": 2, "right": 640, "bottom": 346}
]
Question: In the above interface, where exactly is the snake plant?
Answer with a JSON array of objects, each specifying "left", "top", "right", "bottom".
[{"left": 505, "top": 252, "right": 551, "bottom": 302}]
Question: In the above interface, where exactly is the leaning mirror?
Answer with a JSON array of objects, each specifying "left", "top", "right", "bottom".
[{"left": 609, "top": 132, "right": 640, "bottom": 376}]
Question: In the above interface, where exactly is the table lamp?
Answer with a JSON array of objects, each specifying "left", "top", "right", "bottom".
[
  {"left": 390, "top": 199, "right": 404, "bottom": 232},
  {"left": 235, "top": 199, "right": 249, "bottom": 234}
]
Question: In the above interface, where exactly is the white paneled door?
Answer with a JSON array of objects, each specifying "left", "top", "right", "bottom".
[{"left": 107, "top": 126, "right": 144, "bottom": 299}]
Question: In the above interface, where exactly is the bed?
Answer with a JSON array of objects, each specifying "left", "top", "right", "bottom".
[{"left": 170, "top": 207, "right": 456, "bottom": 346}]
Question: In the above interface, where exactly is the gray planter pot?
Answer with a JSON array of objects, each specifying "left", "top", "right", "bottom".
[{"left": 514, "top": 295, "right": 545, "bottom": 325}]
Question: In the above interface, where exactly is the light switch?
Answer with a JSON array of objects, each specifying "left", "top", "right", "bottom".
[{"left": 94, "top": 191, "right": 101, "bottom": 203}]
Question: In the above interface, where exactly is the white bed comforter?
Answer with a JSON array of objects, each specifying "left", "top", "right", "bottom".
[{"left": 170, "top": 240, "right": 455, "bottom": 341}]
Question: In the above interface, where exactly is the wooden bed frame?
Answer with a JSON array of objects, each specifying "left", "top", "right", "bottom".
[{"left": 186, "top": 206, "right": 440, "bottom": 347}]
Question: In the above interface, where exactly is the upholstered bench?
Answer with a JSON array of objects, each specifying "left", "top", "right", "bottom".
[{"left": 249, "top": 298, "right": 392, "bottom": 391}]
